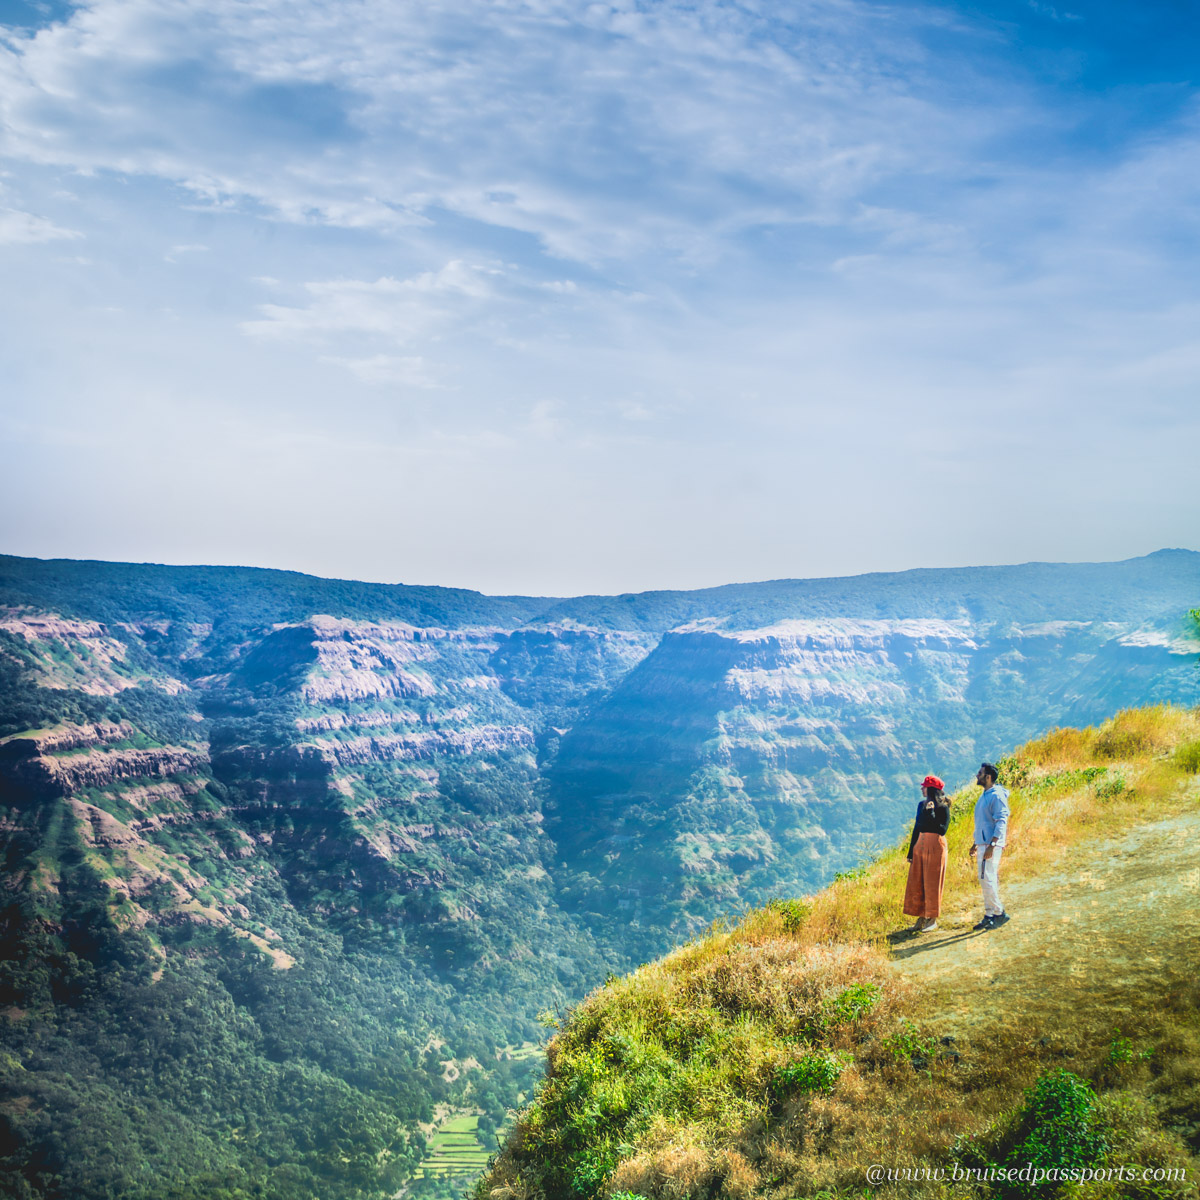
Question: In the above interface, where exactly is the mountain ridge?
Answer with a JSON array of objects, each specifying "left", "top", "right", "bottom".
[{"left": 4, "top": 547, "right": 1198, "bottom": 630}]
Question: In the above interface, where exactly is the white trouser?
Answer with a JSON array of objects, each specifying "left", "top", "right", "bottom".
[{"left": 976, "top": 844, "right": 1004, "bottom": 916}]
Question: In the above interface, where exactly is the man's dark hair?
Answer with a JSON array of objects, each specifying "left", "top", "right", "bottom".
[{"left": 980, "top": 762, "right": 998, "bottom": 784}]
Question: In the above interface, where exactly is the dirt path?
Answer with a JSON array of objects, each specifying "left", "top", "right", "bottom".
[{"left": 888, "top": 809, "right": 1200, "bottom": 1034}]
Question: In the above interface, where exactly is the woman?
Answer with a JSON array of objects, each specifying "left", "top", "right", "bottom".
[{"left": 903, "top": 774, "right": 951, "bottom": 932}]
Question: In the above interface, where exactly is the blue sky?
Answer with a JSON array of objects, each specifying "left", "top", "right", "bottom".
[{"left": 1, "top": 0, "right": 1197, "bottom": 595}]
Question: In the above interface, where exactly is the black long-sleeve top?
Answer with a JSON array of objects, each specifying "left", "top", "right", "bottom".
[{"left": 907, "top": 800, "right": 950, "bottom": 859}]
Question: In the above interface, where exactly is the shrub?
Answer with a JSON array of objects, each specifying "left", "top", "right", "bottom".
[
  {"left": 1025, "top": 765, "right": 1107, "bottom": 798},
  {"left": 882, "top": 1021, "right": 937, "bottom": 1063},
  {"left": 956, "top": 1069, "right": 1111, "bottom": 1197},
  {"left": 1109, "top": 1032, "right": 1136, "bottom": 1066},
  {"left": 772, "top": 1050, "right": 850, "bottom": 1097},
  {"left": 823, "top": 983, "right": 880, "bottom": 1025},
  {"left": 572, "top": 1144, "right": 623, "bottom": 1195},
  {"left": 995, "top": 754, "right": 1034, "bottom": 788},
  {"left": 1093, "top": 772, "right": 1128, "bottom": 800},
  {"left": 765, "top": 898, "right": 810, "bottom": 933},
  {"left": 1009, "top": 1069, "right": 1109, "bottom": 1182}
]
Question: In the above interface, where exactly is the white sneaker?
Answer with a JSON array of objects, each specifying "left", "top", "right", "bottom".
[{"left": 922, "top": 921, "right": 938, "bottom": 931}]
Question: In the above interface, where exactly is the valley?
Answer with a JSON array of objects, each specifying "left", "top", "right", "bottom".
[{"left": 0, "top": 550, "right": 1197, "bottom": 1198}]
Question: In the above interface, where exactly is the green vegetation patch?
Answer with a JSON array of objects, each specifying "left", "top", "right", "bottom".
[
  {"left": 957, "top": 1069, "right": 1112, "bottom": 1196},
  {"left": 1174, "top": 737, "right": 1200, "bottom": 774},
  {"left": 771, "top": 1049, "right": 850, "bottom": 1097}
]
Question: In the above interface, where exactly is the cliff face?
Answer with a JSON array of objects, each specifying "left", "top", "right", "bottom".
[{"left": 0, "top": 606, "right": 649, "bottom": 997}]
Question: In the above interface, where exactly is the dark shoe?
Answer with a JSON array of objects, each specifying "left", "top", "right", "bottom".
[
  {"left": 972, "top": 916, "right": 994, "bottom": 931},
  {"left": 991, "top": 912, "right": 1010, "bottom": 928}
]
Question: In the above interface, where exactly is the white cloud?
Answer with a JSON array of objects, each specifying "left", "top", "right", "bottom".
[
  {"left": 163, "top": 241, "right": 208, "bottom": 262},
  {"left": 0, "top": 205, "right": 80, "bottom": 243},
  {"left": 241, "top": 260, "right": 502, "bottom": 343},
  {"left": 318, "top": 354, "right": 439, "bottom": 388}
]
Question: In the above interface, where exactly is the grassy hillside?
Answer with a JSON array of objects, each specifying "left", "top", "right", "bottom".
[{"left": 481, "top": 705, "right": 1200, "bottom": 1200}]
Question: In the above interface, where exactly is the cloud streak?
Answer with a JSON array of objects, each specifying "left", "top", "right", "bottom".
[{"left": 0, "top": 205, "right": 80, "bottom": 243}]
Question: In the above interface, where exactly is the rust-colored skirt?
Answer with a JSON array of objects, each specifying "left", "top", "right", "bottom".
[{"left": 903, "top": 832, "right": 947, "bottom": 919}]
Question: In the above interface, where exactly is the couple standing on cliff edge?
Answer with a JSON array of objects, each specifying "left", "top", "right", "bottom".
[{"left": 901, "top": 763, "right": 1011, "bottom": 934}]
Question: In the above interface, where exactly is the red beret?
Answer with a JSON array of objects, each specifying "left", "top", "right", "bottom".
[{"left": 922, "top": 774, "right": 944, "bottom": 790}]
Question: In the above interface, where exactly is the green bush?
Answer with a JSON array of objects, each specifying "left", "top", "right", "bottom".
[
  {"left": 1109, "top": 1032, "right": 1135, "bottom": 1066},
  {"left": 956, "top": 1069, "right": 1111, "bottom": 1198},
  {"left": 1026, "top": 766, "right": 1107, "bottom": 797},
  {"left": 1093, "top": 772, "right": 1128, "bottom": 800},
  {"left": 772, "top": 1050, "right": 850, "bottom": 1096},
  {"left": 823, "top": 983, "right": 880, "bottom": 1025},
  {"left": 881, "top": 1021, "right": 937, "bottom": 1063},
  {"left": 995, "top": 754, "right": 1033, "bottom": 788},
  {"left": 1010, "top": 1070, "right": 1109, "bottom": 1184},
  {"left": 833, "top": 866, "right": 868, "bottom": 883},
  {"left": 766, "top": 898, "right": 810, "bottom": 933}
]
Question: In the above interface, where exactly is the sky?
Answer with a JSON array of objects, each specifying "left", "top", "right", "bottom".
[{"left": 1, "top": 0, "right": 1198, "bottom": 597}]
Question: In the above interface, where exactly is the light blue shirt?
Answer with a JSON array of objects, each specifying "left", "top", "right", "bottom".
[{"left": 973, "top": 785, "right": 1010, "bottom": 847}]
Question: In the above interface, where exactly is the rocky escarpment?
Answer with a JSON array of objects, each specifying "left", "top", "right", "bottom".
[
  {"left": 0, "top": 612, "right": 158, "bottom": 694},
  {"left": 0, "top": 738, "right": 208, "bottom": 801},
  {"left": 0, "top": 709, "right": 278, "bottom": 949}
]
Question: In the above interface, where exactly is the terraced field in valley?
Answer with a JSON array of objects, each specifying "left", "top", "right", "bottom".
[{"left": 414, "top": 1114, "right": 491, "bottom": 1179}]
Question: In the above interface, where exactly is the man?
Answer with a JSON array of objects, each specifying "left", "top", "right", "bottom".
[{"left": 969, "top": 762, "right": 1010, "bottom": 930}]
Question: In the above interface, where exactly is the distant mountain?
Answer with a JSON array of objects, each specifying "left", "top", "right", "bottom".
[{"left": 0, "top": 549, "right": 1196, "bottom": 1199}]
